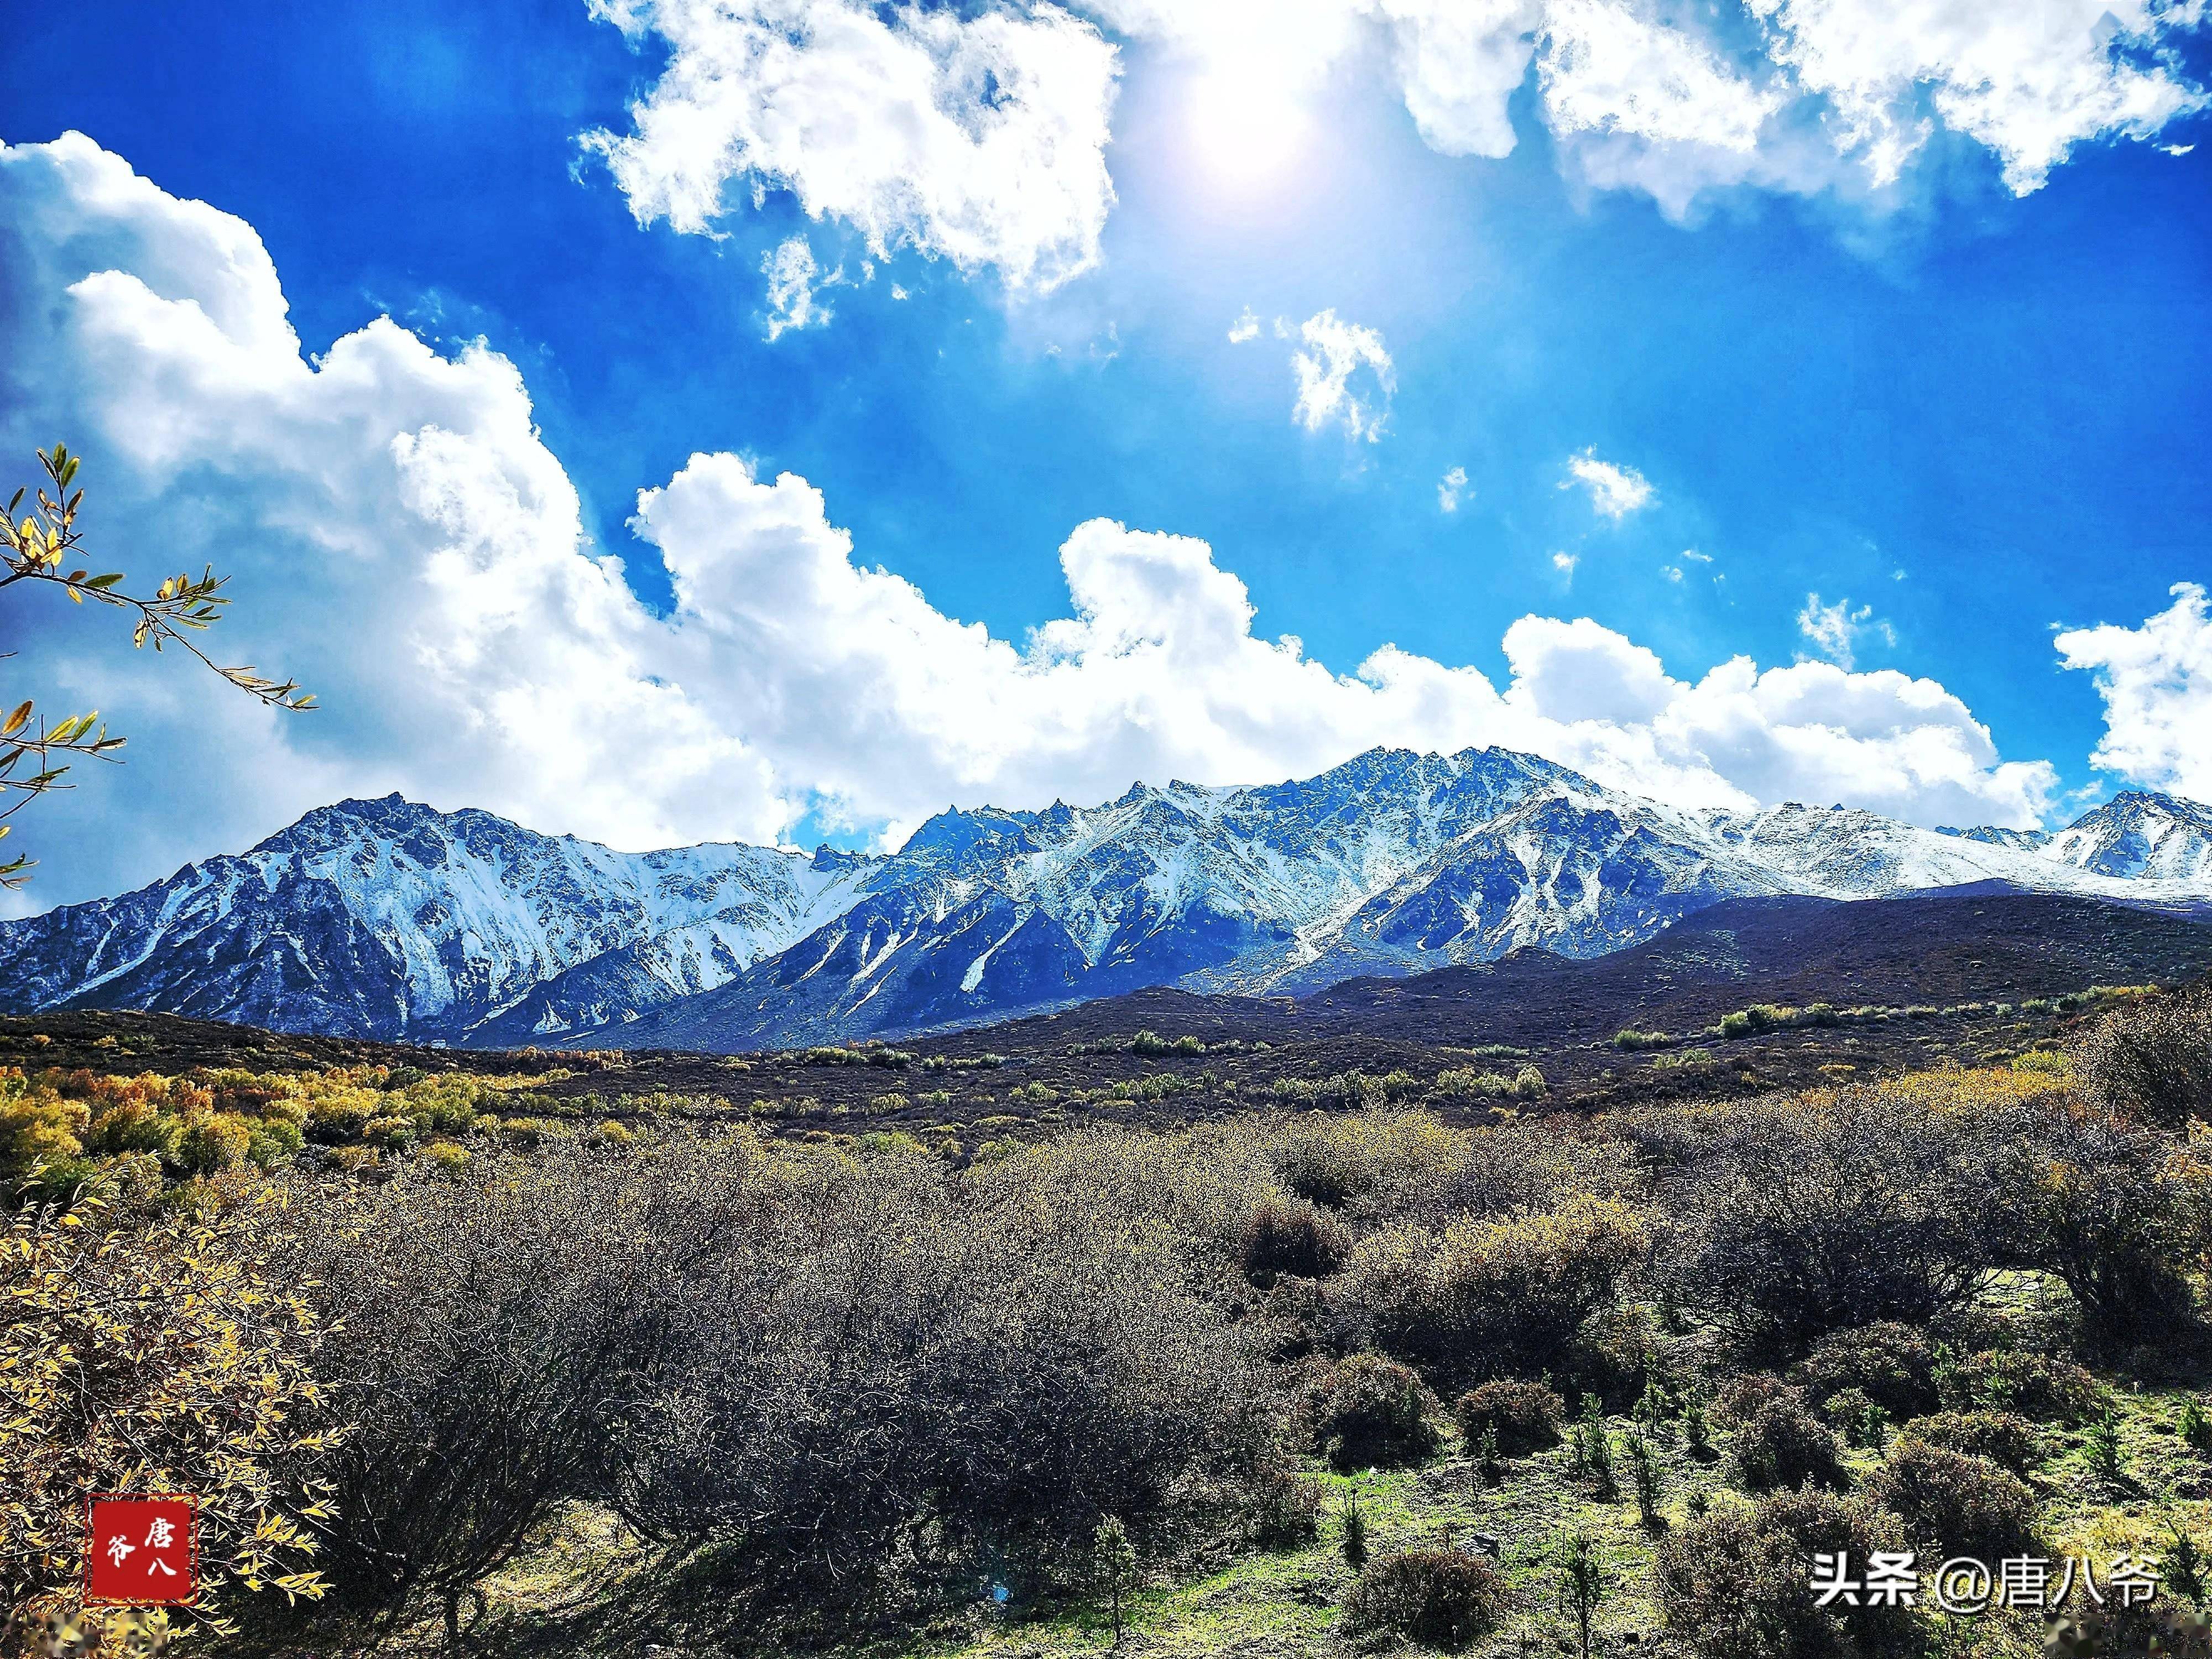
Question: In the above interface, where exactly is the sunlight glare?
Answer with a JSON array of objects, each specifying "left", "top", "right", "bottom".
[{"left": 1187, "top": 67, "right": 1312, "bottom": 187}]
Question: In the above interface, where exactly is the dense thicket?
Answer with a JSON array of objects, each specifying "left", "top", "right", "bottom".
[
  {"left": 265, "top": 1130, "right": 1281, "bottom": 1648},
  {"left": 9, "top": 1005, "right": 2209, "bottom": 1653}
]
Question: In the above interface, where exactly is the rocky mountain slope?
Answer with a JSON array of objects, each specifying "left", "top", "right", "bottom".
[
  {"left": 4, "top": 749, "right": 2210, "bottom": 1050},
  {"left": 0, "top": 795, "right": 880, "bottom": 1042}
]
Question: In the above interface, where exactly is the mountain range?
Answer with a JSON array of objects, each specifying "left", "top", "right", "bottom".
[{"left": 4, "top": 747, "right": 2210, "bottom": 1051}]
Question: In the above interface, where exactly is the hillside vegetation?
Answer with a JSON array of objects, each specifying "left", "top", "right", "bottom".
[{"left": 4, "top": 987, "right": 2211, "bottom": 1657}]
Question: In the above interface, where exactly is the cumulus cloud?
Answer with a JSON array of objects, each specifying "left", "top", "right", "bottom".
[
  {"left": 1281, "top": 310, "right": 1395, "bottom": 442},
  {"left": 580, "top": 0, "right": 1119, "bottom": 294},
  {"left": 1437, "top": 465, "right": 1469, "bottom": 512},
  {"left": 1082, "top": 0, "right": 2204, "bottom": 229},
  {"left": 1227, "top": 306, "right": 1261, "bottom": 343},
  {"left": 760, "top": 237, "right": 834, "bottom": 340},
  {"left": 0, "top": 135, "right": 2063, "bottom": 910},
  {"left": 1797, "top": 592, "right": 1896, "bottom": 670},
  {"left": 1747, "top": 0, "right": 2206, "bottom": 194},
  {"left": 1552, "top": 551, "right": 1580, "bottom": 577},
  {"left": 1563, "top": 449, "right": 1656, "bottom": 519},
  {"left": 574, "top": 0, "right": 2204, "bottom": 295},
  {"left": 2055, "top": 582, "right": 2212, "bottom": 801},
  {"left": 1541, "top": 0, "right": 1781, "bottom": 152}
]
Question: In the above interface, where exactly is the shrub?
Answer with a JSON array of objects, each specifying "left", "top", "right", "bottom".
[
  {"left": 1865, "top": 1442, "right": 2041, "bottom": 1562},
  {"left": 1730, "top": 1395, "right": 1846, "bottom": 1491},
  {"left": 305, "top": 1098, "right": 374, "bottom": 1144},
  {"left": 1655, "top": 1486, "right": 1921, "bottom": 1659},
  {"left": 1243, "top": 1467, "right": 1322, "bottom": 1550},
  {"left": 1344, "top": 1195, "right": 1647, "bottom": 1381},
  {"left": 1271, "top": 1120, "right": 1375, "bottom": 1209},
  {"left": 599, "top": 1136, "right": 1280, "bottom": 1639},
  {"left": 175, "top": 1112, "right": 252, "bottom": 1176},
  {"left": 422, "top": 1140, "right": 471, "bottom": 1175},
  {"left": 1936, "top": 1348, "right": 2100, "bottom": 1423},
  {"left": 2, "top": 1190, "right": 336, "bottom": 1636},
  {"left": 362, "top": 1114, "right": 418, "bottom": 1152},
  {"left": 1821, "top": 1386, "right": 1888, "bottom": 1449},
  {"left": 1342, "top": 1550, "right": 1506, "bottom": 1650},
  {"left": 1663, "top": 1089, "right": 1984, "bottom": 1355},
  {"left": 1900, "top": 1410, "right": 2042, "bottom": 1476},
  {"left": 0, "top": 1072, "right": 88, "bottom": 1191},
  {"left": 1791, "top": 1322, "right": 1939, "bottom": 1420},
  {"left": 1238, "top": 1195, "right": 1349, "bottom": 1281},
  {"left": 1713, "top": 1372, "right": 1796, "bottom": 1426},
  {"left": 2074, "top": 989, "right": 2212, "bottom": 1130},
  {"left": 246, "top": 1115, "right": 306, "bottom": 1168},
  {"left": 1974, "top": 1105, "right": 2205, "bottom": 1346},
  {"left": 1308, "top": 1353, "right": 1442, "bottom": 1472},
  {"left": 1453, "top": 1378, "right": 1566, "bottom": 1455},
  {"left": 283, "top": 1145, "right": 681, "bottom": 1632},
  {"left": 2179, "top": 1395, "right": 2212, "bottom": 1452}
]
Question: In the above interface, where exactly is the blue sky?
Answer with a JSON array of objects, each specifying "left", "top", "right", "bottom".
[{"left": 2, "top": 0, "right": 2210, "bottom": 907}]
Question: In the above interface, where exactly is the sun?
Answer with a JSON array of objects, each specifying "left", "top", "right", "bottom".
[{"left": 1185, "top": 66, "right": 1312, "bottom": 186}]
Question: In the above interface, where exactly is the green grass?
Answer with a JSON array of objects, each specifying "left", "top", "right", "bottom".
[
  {"left": 904, "top": 1426, "right": 1713, "bottom": 1658},
  {"left": 364, "top": 1270, "right": 2212, "bottom": 1659}
]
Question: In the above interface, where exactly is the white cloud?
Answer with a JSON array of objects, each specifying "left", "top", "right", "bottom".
[
  {"left": 2055, "top": 582, "right": 2212, "bottom": 800},
  {"left": 1681, "top": 547, "right": 1713, "bottom": 563},
  {"left": 760, "top": 237, "right": 834, "bottom": 340},
  {"left": 1541, "top": 0, "right": 1781, "bottom": 153},
  {"left": 1282, "top": 309, "right": 1395, "bottom": 442},
  {"left": 1077, "top": 0, "right": 2205, "bottom": 229},
  {"left": 1563, "top": 448, "right": 1656, "bottom": 519},
  {"left": 1552, "top": 551, "right": 1580, "bottom": 577},
  {"left": 573, "top": 0, "right": 2205, "bottom": 295},
  {"left": 1438, "top": 465, "right": 1469, "bottom": 512},
  {"left": 1797, "top": 592, "right": 1897, "bottom": 670},
  {"left": 1227, "top": 306, "right": 1261, "bottom": 343},
  {"left": 580, "top": 0, "right": 1120, "bottom": 294},
  {"left": 1661, "top": 564, "right": 1683, "bottom": 582},
  {"left": 0, "top": 135, "right": 2065, "bottom": 909},
  {"left": 1747, "top": 0, "right": 2206, "bottom": 194}
]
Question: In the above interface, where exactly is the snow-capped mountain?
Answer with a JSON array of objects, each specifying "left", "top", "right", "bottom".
[
  {"left": 0, "top": 795, "right": 881, "bottom": 1042},
  {"left": 2034, "top": 792, "right": 2212, "bottom": 882},
  {"left": 1938, "top": 791, "right": 2212, "bottom": 882},
  {"left": 5, "top": 753, "right": 2210, "bottom": 1051}
]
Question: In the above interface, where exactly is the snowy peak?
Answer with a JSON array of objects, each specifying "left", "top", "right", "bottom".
[
  {"left": 1942, "top": 791, "right": 2212, "bottom": 884},
  {"left": 6, "top": 756, "right": 2212, "bottom": 1052},
  {"left": 2039, "top": 791, "right": 2212, "bottom": 881},
  {"left": 0, "top": 799, "right": 884, "bottom": 1041}
]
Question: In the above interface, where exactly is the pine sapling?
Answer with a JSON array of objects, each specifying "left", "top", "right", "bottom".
[
  {"left": 1553, "top": 1528, "right": 1606, "bottom": 1659},
  {"left": 1578, "top": 1395, "right": 1617, "bottom": 1499},
  {"left": 1684, "top": 1396, "right": 1711, "bottom": 1455},
  {"left": 1092, "top": 1516, "right": 1140, "bottom": 1648},
  {"left": 1624, "top": 1427, "right": 1662, "bottom": 1527},
  {"left": 1339, "top": 1488, "right": 1369, "bottom": 1571},
  {"left": 2087, "top": 1404, "right": 2126, "bottom": 1485}
]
